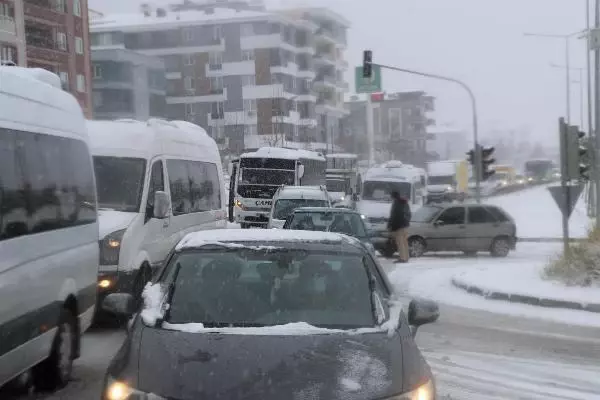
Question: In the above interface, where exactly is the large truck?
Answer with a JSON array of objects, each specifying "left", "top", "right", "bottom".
[
  {"left": 325, "top": 153, "right": 361, "bottom": 204},
  {"left": 228, "top": 147, "right": 326, "bottom": 228},
  {"left": 425, "top": 159, "right": 469, "bottom": 203}
]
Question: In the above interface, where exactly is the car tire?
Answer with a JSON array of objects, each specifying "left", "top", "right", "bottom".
[
  {"left": 490, "top": 237, "right": 511, "bottom": 257},
  {"left": 33, "top": 308, "right": 76, "bottom": 391},
  {"left": 409, "top": 237, "right": 426, "bottom": 258}
]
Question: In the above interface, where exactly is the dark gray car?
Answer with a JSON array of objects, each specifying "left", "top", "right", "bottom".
[{"left": 100, "top": 229, "right": 439, "bottom": 400}]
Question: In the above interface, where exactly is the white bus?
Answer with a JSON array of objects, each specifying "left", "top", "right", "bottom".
[
  {"left": 0, "top": 67, "right": 98, "bottom": 390},
  {"left": 87, "top": 119, "right": 226, "bottom": 314},
  {"left": 228, "top": 147, "right": 326, "bottom": 228},
  {"left": 357, "top": 160, "right": 426, "bottom": 232}
]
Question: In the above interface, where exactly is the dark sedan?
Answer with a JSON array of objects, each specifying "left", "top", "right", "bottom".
[
  {"left": 282, "top": 207, "right": 377, "bottom": 252},
  {"left": 101, "top": 229, "right": 439, "bottom": 400}
]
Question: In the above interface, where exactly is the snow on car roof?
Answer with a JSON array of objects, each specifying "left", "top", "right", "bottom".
[
  {"left": 240, "top": 147, "right": 325, "bottom": 161},
  {"left": 293, "top": 207, "right": 360, "bottom": 214},
  {"left": 176, "top": 229, "right": 346, "bottom": 250}
]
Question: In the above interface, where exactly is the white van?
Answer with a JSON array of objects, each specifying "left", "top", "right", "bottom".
[
  {"left": 0, "top": 67, "right": 98, "bottom": 390},
  {"left": 267, "top": 185, "right": 331, "bottom": 229},
  {"left": 87, "top": 119, "right": 226, "bottom": 313}
]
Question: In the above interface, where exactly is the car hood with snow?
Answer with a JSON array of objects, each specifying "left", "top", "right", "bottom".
[
  {"left": 97, "top": 209, "right": 137, "bottom": 239},
  {"left": 106, "top": 319, "right": 431, "bottom": 400},
  {"left": 357, "top": 200, "right": 392, "bottom": 220}
]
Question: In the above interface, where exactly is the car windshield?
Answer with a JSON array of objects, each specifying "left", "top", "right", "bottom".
[
  {"left": 326, "top": 179, "right": 348, "bottom": 193},
  {"left": 164, "top": 247, "right": 377, "bottom": 329},
  {"left": 412, "top": 205, "right": 443, "bottom": 222},
  {"left": 240, "top": 168, "right": 295, "bottom": 186},
  {"left": 93, "top": 156, "right": 146, "bottom": 212},
  {"left": 428, "top": 175, "right": 454, "bottom": 185},
  {"left": 273, "top": 199, "right": 329, "bottom": 220},
  {"left": 287, "top": 211, "right": 367, "bottom": 237},
  {"left": 362, "top": 181, "right": 411, "bottom": 202}
]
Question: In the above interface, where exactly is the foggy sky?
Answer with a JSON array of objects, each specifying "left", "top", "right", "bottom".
[{"left": 90, "top": 0, "right": 587, "bottom": 144}]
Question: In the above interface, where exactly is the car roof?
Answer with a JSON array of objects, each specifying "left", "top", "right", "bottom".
[
  {"left": 424, "top": 202, "right": 502, "bottom": 208},
  {"left": 292, "top": 207, "right": 360, "bottom": 215},
  {"left": 176, "top": 229, "right": 361, "bottom": 251}
]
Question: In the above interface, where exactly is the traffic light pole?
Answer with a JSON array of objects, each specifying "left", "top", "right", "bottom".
[{"left": 369, "top": 62, "right": 482, "bottom": 203}]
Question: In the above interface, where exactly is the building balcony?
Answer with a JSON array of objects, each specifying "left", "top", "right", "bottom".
[
  {"left": 0, "top": 15, "right": 16, "bottom": 35},
  {"left": 24, "top": 2, "right": 66, "bottom": 25},
  {"left": 314, "top": 52, "right": 336, "bottom": 66}
]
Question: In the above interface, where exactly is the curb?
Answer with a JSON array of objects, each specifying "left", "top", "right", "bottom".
[
  {"left": 517, "top": 238, "right": 585, "bottom": 243},
  {"left": 451, "top": 278, "right": 600, "bottom": 314}
]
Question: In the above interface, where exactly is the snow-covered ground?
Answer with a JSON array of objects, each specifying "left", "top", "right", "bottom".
[
  {"left": 388, "top": 242, "right": 600, "bottom": 328},
  {"left": 426, "top": 349, "right": 600, "bottom": 400},
  {"left": 452, "top": 262, "right": 600, "bottom": 306},
  {"left": 486, "top": 184, "right": 591, "bottom": 238}
]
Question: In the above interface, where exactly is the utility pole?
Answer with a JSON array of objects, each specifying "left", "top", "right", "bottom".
[{"left": 595, "top": 0, "right": 600, "bottom": 228}]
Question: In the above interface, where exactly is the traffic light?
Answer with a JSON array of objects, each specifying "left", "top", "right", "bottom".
[
  {"left": 466, "top": 148, "right": 475, "bottom": 165},
  {"left": 363, "top": 50, "right": 372, "bottom": 78},
  {"left": 481, "top": 146, "right": 496, "bottom": 181},
  {"left": 562, "top": 122, "right": 590, "bottom": 181}
]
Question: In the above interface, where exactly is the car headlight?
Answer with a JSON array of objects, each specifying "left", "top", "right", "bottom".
[
  {"left": 446, "top": 185, "right": 454, "bottom": 192},
  {"left": 104, "top": 377, "right": 166, "bottom": 400},
  {"left": 235, "top": 199, "right": 246, "bottom": 211},
  {"left": 385, "top": 379, "right": 435, "bottom": 400},
  {"left": 100, "top": 229, "right": 126, "bottom": 266}
]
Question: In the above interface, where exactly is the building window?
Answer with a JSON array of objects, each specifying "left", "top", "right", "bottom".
[
  {"left": 209, "top": 52, "right": 222, "bottom": 70},
  {"left": 53, "top": 0, "right": 66, "bottom": 13},
  {"left": 56, "top": 32, "right": 67, "bottom": 51},
  {"left": 244, "top": 99, "right": 256, "bottom": 115},
  {"left": 241, "top": 24, "right": 254, "bottom": 36},
  {"left": 388, "top": 108, "right": 403, "bottom": 136},
  {"left": 241, "top": 50, "right": 254, "bottom": 61},
  {"left": 184, "top": 76, "right": 194, "bottom": 91},
  {"left": 241, "top": 75, "right": 255, "bottom": 86},
  {"left": 76, "top": 74, "right": 86, "bottom": 93},
  {"left": 244, "top": 125, "right": 257, "bottom": 136},
  {"left": 75, "top": 37, "right": 83, "bottom": 54},
  {"left": 213, "top": 25, "right": 222, "bottom": 41},
  {"left": 59, "top": 71, "right": 69, "bottom": 89},
  {"left": 73, "top": 0, "right": 81, "bottom": 16},
  {"left": 93, "top": 65, "right": 102, "bottom": 79},
  {"left": 183, "top": 54, "right": 194, "bottom": 66},
  {"left": 212, "top": 125, "right": 225, "bottom": 139},
  {"left": 0, "top": 45, "right": 15, "bottom": 64},
  {"left": 186, "top": 103, "right": 195, "bottom": 116},
  {"left": 92, "top": 91, "right": 102, "bottom": 107},
  {"left": 209, "top": 76, "right": 223, "bottom": 94},
  {"left": 211, "top": 102, "right": 224, "bottom": 118},
  {"left": 183, "top": 28, "right": 194, "bottom": 42}
]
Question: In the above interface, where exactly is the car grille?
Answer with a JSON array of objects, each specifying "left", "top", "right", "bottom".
[{"left": 245, "top": 215, "right": 269, "bottom": 223}]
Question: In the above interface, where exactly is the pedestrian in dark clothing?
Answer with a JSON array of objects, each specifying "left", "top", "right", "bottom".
[{"left": 387, "top": 191, "right": 411, "bottom": 262}]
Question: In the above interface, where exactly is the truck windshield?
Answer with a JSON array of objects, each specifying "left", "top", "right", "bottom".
[
  {"left": 93, "top": 156, "right": 146, "bottom": 212},
  {"left": 362, "top": 181, "right": 411, "bottom": 202},
  {"left": 240, "top": 168, "right": 294, "bottom": 186},
  {"left": 428, "top": 175, "right": 454, "bottom": 185},
  {"left": 326, "top": 179, "right": 348, "bottom": 193}
]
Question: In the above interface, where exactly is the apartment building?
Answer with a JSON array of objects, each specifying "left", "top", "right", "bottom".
[
  {"left": 343, "top": 91, "right": 436, "bottom": 167},
  {"left": 90, "top": 0, "right": 325, "bottom": 154},
  {"left": 283, "top": 7, "right": 350, "bottom": 148},
  {"left": 91, "top": 47, "right": 167, "bottom": 120},
  {"left": 0, "top": 0, "right": 26, "bottom": 65},
  {"left": 9, "top": 0, "right": 93, "bottom": 116}
]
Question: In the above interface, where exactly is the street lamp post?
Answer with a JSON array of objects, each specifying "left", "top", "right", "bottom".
[
  {"left": 523, "top": 30, "right": 584, "bottom": 124},
  {"left": 369, "top": 62, "right": 482, "bottom": 203},
  {"left": 550, "top": 64, "right": 587, "bottom": 127}
]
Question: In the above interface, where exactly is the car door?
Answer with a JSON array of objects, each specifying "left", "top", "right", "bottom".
[
  {"left": 142, "top": 159, "right": 172, "bottom": 268},
  {"left": 464, "top": 205, "right": 499, "bottom": 251},
  {"left": 428, "top": 206, "right": 466, "bottom": 251}
]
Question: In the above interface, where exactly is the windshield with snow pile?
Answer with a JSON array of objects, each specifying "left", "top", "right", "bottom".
[
  {"left": 362, "top": 181, "right": 411, "bottom": 201},
  {"left": 163, "top": 249, "right": 377, "bottom": 329},
  {"left": 93, "top": 156, "right": 146, "bottom": 212},
  {"left": 273, "top": 199, "right": 329, "bottom": 220}
]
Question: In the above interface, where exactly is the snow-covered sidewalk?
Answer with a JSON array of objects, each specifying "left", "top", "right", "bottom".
[{"left": 451, "top": 264, "right": 600, "bottom": 313}]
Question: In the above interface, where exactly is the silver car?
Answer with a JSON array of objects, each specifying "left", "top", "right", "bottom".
[{"left": 407, "top": 203, "right": 517, "bottom": 257}]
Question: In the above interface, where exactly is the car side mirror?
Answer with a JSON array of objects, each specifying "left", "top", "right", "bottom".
[
  {"left": 102, "top": 293, "right": 136, "bottom": 316},
  {"left": 298, "top": 164, "right": 305, "bottom": 178},
  {"left": 153, "top": 191, "right": 170, "bottom": 219},
  {"left": 408, "top": 298, "right": 440, "bottom": 338}
]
